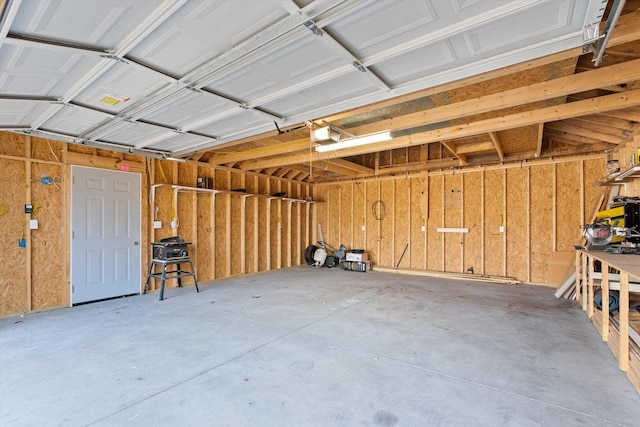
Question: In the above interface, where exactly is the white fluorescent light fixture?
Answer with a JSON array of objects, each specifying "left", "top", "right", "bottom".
[{"left": 315, "top": 131, "right": 392, "bottom": 152}]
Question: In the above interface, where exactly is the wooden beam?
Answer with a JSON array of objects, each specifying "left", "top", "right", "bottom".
[
  {"left": 209, "top": 139, "right": 309, "bottom": 165},
  {"left": 343, "top": 57, "right": 640, "bottom": 137},
  {"left": 440, "top": 141, "right": 466, "bottom": 165},
  {"left": 455, "top": 140, "right": 494, "bottom": 154},
  {"left": 535, "top": 123, "right": 544, "bottom": 158},
  {"left": 545, "top": 122, "right": 627, "bottom": 144},
  {"left": 242, "top": 89, "right": 640, "bottom": 170},
  {"left": 488, "top": 132, "right": 504, "bottom": 161},
  {"left": 326, "top": 159, "right": 374, "bottom": 176}
]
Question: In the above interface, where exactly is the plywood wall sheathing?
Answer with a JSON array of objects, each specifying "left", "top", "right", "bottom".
[
  {"left": 463, "top": 171, "right": 482, "bottom": 275},
  {"left": 529, "top": 165, "right": 554, "bottom": 284},
  {"left": 506, "top": 168, "right": 529, "bottom": 281},
  {"left": 556, "top": 162, "right": 582, "bottom": 251},
  {"left": 365, "top": 181, "right": 380, "bottom": 265},
  {"left": 444, "top": 173, "right": 463, "bottom": 272},
  {"left": 427, "top": 175, "right": 443, "bottom": 271},
  {"left": 379, "top": 180, "right": 394, "bottom": 267},
  {"left": 483, "top": 170, "right": 505, "bottom": 277},
  {"left": 394, "top": 178, "right": 410, "bottom": 269},
  {"left": 409, "top": 175, "right": 425, "bottom": 269}
]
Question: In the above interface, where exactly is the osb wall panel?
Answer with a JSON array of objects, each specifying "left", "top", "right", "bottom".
[
  {"left": 379, "top": 180, "right": 394, "bottom": 267},
  {"left": 290, "top": 202, "right": 300, "bottom": 265},
  {"left": 427, "top": 175, "right": 443, "bottom": 271},
  {"left": 556, "top": 162, "right": 582, "bottom": 251},
  {"left": 215, "top": 194, "right": 229, "bottom": 278},
  {"left": 444, "top": 173, "right": 463, "bottom": 273},
  {"left": 196, "top": 193, "right": 214, "bottom": 280},
  {"left": 324, "top": 184, "right": 340, "bottom": 248},
  {"left": 230, "top": 194, "right": 243, "bottom": 275},
  {"left": 258, "top": 197, "right": 269, "bottom": 271},
  {"left": 530, "top": 165, "right": 554, "bottom": 284},
  {"left": 245, "top": 197, "right": 257, "bottom": 274},
  {"left": 31, "top": 163, "right": 65, "bottom": 310},
  {"left": 483, "top": 170, "right": 505, "bottom": 277},
  {"left": 270, "top": 199, "right": 280, "bottom": 270},
  {"left": 366, "top": 181, "right": 380, "bottom": 265},
  {"left": 0, "top": 158, "right": 28, "bottom": 314},
  {"left": 463, "top": 171, "right": 482, "bottom": 274},
  {"left": 394, "top": 178, "right": 410, "bottom": 269},
  {"left": 340, "top": 183, "right": 353, "bottom": 248},
  {"left": 314, "top": 185, "right": 327, "bottom": 245},
  {"left": 409, "top": 175, "right": 426, "bottom": 269},
  {"left": 506, "top": 168, "right": 528, "bottom": 281},
  {"left": 353, "top": 182, "right": 366, "bottom": 250},
  {"left": 280, "top": 200, "right": 290, "bottom": 268}
]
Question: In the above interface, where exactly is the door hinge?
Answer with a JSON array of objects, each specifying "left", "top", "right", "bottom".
[
  {"left": 72, "top": 285, "right": 74, "bottom": 293},
  {"left": 72, "top": 231, "right": 74, "bottom": 239}
]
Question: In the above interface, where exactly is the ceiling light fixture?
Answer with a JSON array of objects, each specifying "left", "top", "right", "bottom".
[
  {"left": 310, "top": 126, "right": 340, "bottom": 144},
  {"left": 315, "top": 131, "right": 392, "bottom": 152}
]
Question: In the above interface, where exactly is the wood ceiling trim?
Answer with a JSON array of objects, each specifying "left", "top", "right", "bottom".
[{"left": 241, "top": 89, "right": 640, "bottom": 170}]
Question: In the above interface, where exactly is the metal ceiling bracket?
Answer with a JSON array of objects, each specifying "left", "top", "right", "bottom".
[
  {"left": 352, "top": 61, "right": 366, "bottom": 73},
  {"left": 583, "top": 0, "right": 626, "bottom": 66},
  {"left": 304, "top": 20, "right": 323, "bottom": 36}
]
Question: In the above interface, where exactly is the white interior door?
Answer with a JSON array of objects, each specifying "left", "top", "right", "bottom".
[{"left": 71, "top": 166, "right": 141, "bottom": 304}]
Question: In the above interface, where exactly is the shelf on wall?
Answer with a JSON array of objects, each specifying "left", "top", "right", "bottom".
[
  {"left": 596, "top": 165, "right": 640, "bottom": 186},
  {"left": 150, "top": 184, "right": 316, "bottom": 203}
]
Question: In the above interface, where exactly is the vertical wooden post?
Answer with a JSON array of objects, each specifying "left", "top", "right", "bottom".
[
  {"left": 210, "top": 193, "right": 216, "bottom": 279},
  {"left": 552, "top": 164, "right": 557, "bottom": 252},
  {"left": 502, "top": 169, "right": 507, "bottom": 277},
  {"left": 601, "top": 263, "right": 609, "bottom": 341},
  {"left": 62, "top": 144, "right": 70, "bottom": 306},
  {"left": 25, "top": 136, "right": 32, "bottom": 312},
  {"left": 480, "top": 170, "right": 485, "bottom": 275},
  {"left": 441, "top": 174, "right": 445, "bottom": 269},
  {"left": 460, "top": 173, "right": 464, "bottom": 272},
  {"left": 265, "top": 198, "right": 271, "bottom": 271},
  {"left": 575, "top": 251, "right": 582, "bottom": 302},
  {"left": 526, "top": 168, "right": 531, "bottom": 282},
  {"left": 581, "top": 251, "right": 588, "bottom": 307},
  {"left": 240, "top": 194, "right": 247, "bottom": 274},
  {"left": 619, "top": 271, "right": 629, "bottom": 372},
  {"left": 583, "top": 255, "right": 591, "bottom": 312}
]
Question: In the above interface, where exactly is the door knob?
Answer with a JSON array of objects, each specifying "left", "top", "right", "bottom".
[{"left": 134, "top": 241, "right": 139, "bottom": 245}]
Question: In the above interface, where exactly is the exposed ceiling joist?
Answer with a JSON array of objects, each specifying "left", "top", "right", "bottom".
[{"left": 240, "top": 89, "right": 640, "bottom": 170}]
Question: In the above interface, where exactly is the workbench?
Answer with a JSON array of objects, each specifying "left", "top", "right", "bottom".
[{"left": 575, "top": 250, "right": 640, "bottom": 393}]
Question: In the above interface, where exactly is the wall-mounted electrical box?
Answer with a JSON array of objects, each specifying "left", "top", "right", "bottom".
[
  {"left": 153, "top": 221, "right": 162, "bottom": 229},
  {"left": 29, "top": 219, "right": 38, "bottom": 229}
]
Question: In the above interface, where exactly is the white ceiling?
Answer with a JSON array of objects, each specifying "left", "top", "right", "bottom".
[{"left": 0, "top": 0, "right": 607, "bottom": 158}]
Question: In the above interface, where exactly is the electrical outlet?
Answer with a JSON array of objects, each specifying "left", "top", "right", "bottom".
[
  {"left": 361, "top": 226, "right": 366, "bottom": 231},
  {"left": 29, "top": 219, "right": 38, "bottom": 229},
  {"left": 169, "top": 221, "right": 177, "bottom": 229},
  {"left": 153, "top": 221, "right": 162, "bottom": 229},
  {"left": 499, "top": 226, "right": 505, "bottom": 233},
  {"left": 421, "top": 225, "right": 426, "bottom": 232}
]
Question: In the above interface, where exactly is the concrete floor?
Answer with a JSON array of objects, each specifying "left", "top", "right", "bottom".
[{"left": 1, "top": 267, "right": 639, "bottom": 427}]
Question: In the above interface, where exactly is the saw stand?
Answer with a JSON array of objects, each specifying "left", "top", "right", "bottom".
[{"left": 144, "top": 258, "right": 199, "bottom": 301}]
